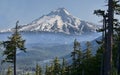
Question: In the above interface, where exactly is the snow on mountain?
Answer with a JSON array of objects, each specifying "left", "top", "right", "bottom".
[{"left": 0, "top": 8, "right": 99, "bottom": 35}]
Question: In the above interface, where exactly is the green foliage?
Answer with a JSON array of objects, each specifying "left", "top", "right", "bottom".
[
  {"left": 6, "top": 67, "right": 12, "bottom": 75},
  {"left": 61, "top": 58, "right": 67, "bottom": 75},
  {"left": 70, "top": 39, "right": 82, "bottom": 75},
  {"left": 2, "top": 21, "right": 26, "bottom": 64},
  {"left": 45, "top": 64, "right": 49, "bottom": 75},
  {"left": 84, "top": 41, "right": 92, "bottom": 59},
  {"left": 3, "top": 39, "right": 118, "bottom": 75},
  {"left": 1, "top": 21, "right": 26, "bottom": 75},
  {"left": 82, "top": 41, "right": 94, "bottom": 75},
  {"left": 70, "top": 40, "right": 95, "bottom": 75},
  {"left": 35, "top": 64, "right": 42, "bottom": 75},
  {"left": 53, "top": 57, "right": 61, "bottom": 75},
  {"left": 26, "top": 72, "right": 30, "bottom": 75},
  {"left": 94, "top": 1, "right": 120, "bottom": 75}
]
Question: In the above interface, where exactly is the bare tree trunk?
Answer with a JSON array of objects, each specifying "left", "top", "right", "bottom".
[
  {"left": 101, "top": 14, "right": 107, "bottom": 75},
  {"left": 103, "top": 14, "right": 108, "bottom": 75},
  {"left": 104, "top": 0, "right": 114, "bottom": 75},
  {"left": 14, "top": 48, "right": 16, "bottom": 75},
  {"left": 103, "top": 13, "right": 107, "bottom": 75}
]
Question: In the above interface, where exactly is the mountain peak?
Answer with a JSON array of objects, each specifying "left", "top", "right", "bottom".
[
  {"left": 47, "top": 8, "right": 71, "bottom": 16},
  {"left": 0, "top": 8, "right": 99, "bottom": 35},
  {"left": 56, "top": 8, "right": 66, "bottom": 11},
  {"left": 55, "top": 8, "right": 69, "bottom": 13}
]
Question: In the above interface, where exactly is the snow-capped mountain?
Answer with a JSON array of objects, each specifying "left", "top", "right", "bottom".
[{"left": 0, "top": 8, "right": 99, "bottom": 35}]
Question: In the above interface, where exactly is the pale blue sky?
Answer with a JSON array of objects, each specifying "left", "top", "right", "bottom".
[{"left": 0, "top": 0, "right": 106, "bottom": 30}]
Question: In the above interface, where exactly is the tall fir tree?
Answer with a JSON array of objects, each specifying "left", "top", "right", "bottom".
[
  {"left": 94, "top": 9, "right": 108, "bottom": 75},
  {"left": 84, "top": 41, "right": 92, "bottom": 59},
  {"left": 71, "top": 39, "right": 83, "bottom": 75},
  {"left": 83, "top": 41, "right": 93, "bottom": 75},
  {"left": 52, "top": 57, "right": 61, "bottom": 75},
  {"left": 2, "top": 21, "right": 26, "bottom": 75},
  {"left": 45, "top": 64, "right": 48, "bottom": 75},
  {"left": 61, "top": 58, "right": 67, "bottom": 75},
  {"left": 94, "top": 0, "right": 120, "bottom": 75}
]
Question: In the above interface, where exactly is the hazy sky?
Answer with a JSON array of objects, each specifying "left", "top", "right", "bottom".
[{"left": 0, "top": 0, "right": 106, "bottom": 30}]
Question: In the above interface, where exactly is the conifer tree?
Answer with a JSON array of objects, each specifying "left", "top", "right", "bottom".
[
  {"left": 71, "top": 39, "right": 77, "bottom": 67},
  {"left": 49, "top": 64, "right": 54, "bottom": 75},
  {"left": 113, "top": 21, "right": 120, "bottom": 75},
  {"left": 35, "top": 64, "right": 42, "bottom": 75},
  {"left": 6, "top": 67, "right": 12, "bottom": 75},
  {"left": 84, "top": 41, "right": 92, "bottom": 59},
  {"left": 2, "top": 21, "right": 26, "bottom": 75},
  {"left": 75, "top": 41, "right": 82, "bottom": 75},
  {"left": 83, "top": 41, "right": 92, "bottom": 75},
  {"left": 71, "top": 39, "right": 82, "bottom": 75},
  {"left": 94, "top": 9, "right": 108, "bottom": 75},
  {"left": 94, "top": 0, "right": 120, "bottom": 75},
  {"left": 113, "top": 1, "right": 120, "bottom": 74},
  {"left": 61, "top": 58, "right": 67, "bottom": 75},
  {"left": 52, "top": 57, "right": 61, "bottom": 75},
  {"left": 45, "top": 64, "right": 49, "bottom": 75},
  {"left": 105, "top": 0, "right": 114, "bottom": 74}
]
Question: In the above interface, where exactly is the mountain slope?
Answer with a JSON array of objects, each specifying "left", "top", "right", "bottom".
[{"left": 0, "top": 8, "right": 99, "bottom": 35}]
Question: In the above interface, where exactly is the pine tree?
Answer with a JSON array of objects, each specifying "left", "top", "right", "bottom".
[
  {"left": 105, "top": 0, "right": 114, "bottom": 75},
  {"left": 71, "top": 39, "right": 82, "bottom": 75},
  {"left": 94, "top": 9, "right": 108, "bottom": 75},
  {"left": 83, "top": 41, "right": 92, "bottom": 75},
  {"left": 52, "top": 57, "right": 61, "bottom": 75},
  {"left": 35, "top": 64, "right": 42, "bottom": 75},
  {"left": 71, "top": 39, "right": 77, "bottom": 67},
  {"left": 6, "top": 67, "right": 12, "bottom": 75},
  {"left": 112, "top": 28, "right": 120, "bottom": 75},
  {"left": 75, "top": 41, "right": 82, "bottom": 75},
  {"left": 113, "top": 1, "right": 120, "bottom": 75},
  {"left": 49, "top": 64, "right": 54, "bottom": 75},
  {"left": 45, "top": 64, "right": 49, "bottom": 75},
  {"left": 61, "top": 58, "right": 67, "bottom": 75},
  {"left": 95, "top": 47, "right": 103, "bottom": 75},
  {"left": 2, "top": 21, "right": 26, "bottom": 75},
  {"left": 84, "top": 41, "right": 92, "bottom": 59},
  {"left": 94, "top": 0, "right": 120, "bottom": 75}
]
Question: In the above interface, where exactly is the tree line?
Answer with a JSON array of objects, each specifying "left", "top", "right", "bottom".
[{"left": 4, "top": 39, "right": 100, "bottom": 75}]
